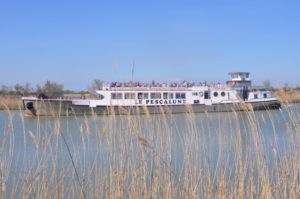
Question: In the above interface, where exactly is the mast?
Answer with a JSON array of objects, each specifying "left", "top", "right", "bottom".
[{"left": 131, "top": 61, "right": 135, "bottom": 84}]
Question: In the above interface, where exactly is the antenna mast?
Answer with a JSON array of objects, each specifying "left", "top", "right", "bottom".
[{"left": 131, "top": 61, "right": 135, "bottom": 83}]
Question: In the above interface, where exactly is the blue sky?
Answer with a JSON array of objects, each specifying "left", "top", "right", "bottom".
[{"left": 0, "top": 0, "right": 299, "bottom": 90}]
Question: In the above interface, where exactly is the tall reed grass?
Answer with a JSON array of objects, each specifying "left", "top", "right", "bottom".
[
  {"left": 0, "top": 102, "right": 299, "bottom": 198},
  {"left": 0, "top": 96, "right": 23, "bottom": 110},
  {"left": 275, "top": 89, "right": 300, "bottom": 104}
]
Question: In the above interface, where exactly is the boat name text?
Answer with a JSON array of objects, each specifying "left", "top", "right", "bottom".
[{"left": 135, "top": 99, "right": 186, "bottom": 105}]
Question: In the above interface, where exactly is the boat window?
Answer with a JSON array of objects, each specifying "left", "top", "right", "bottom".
[
  {"left": 151, "top": 93, "right": 161, "bottom": 99},
  {"left": 254, "top": 94, "right": 258, "bottom": 99},
  {"left": 162, "top": 93, "right": 173, "bottom": 99},
  {"left": 138, "top": 92, "right": 149, "bottom": 99},
  {"left": 98, "top": 94, "right": 105, "bottom": 100},
  {"left": 213, "top": 92, "right": 218, "bottom": 97},
  {"left": 125, "top": 93, "right": 136, "bottom": 99},
  {"left": 175, "top": 93, "right": 186, "bottom": 99},
  {"left": 163, "top": 93, "right": 168, "bottom": 99},
  {"left": 138, "top": 93, "right": 143, "bottom": 99},
  {"left": 263, "top": 93, "right": 267, "bottom": 98},
  {"left": 192, "top": 92, "right": 198, "bottom": 96},
  {"left": 143, "top": 93, "right": 149, "bottom": 99},
  {"left": 204, "top": 91, "right": 210, "bottom": 99},
  {"left": 111, "top": 93, "right": 122, "bottom": 99},
  {"left": 221, "top": 92, "right": 226, "bottom": 97},
  {"left": 169, "top": 93, "right": 174, "bottom": 99},
  {"left": 199, "top": 92, "right": 204, "bottom": 97}
]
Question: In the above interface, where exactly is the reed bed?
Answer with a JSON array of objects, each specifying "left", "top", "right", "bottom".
[
  {"left": 0, "top": 103, "right": 299, "bottom": 198},
  {"left": 274, "top": 89, "right": 300, "bottom": 104},
  {"left": 0, "top": 95, "right": 23, "bottom": 110}
]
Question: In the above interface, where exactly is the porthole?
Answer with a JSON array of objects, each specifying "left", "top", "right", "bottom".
[
  {"left": 213, "top": 92, "right": 218, "bottom": 97},
  {"left": 221, "top": 92, "right": 226, "bottom": 97}
]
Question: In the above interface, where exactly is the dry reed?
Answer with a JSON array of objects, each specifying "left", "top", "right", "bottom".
[
  {"left": 274, "top": 89, "right": 300, "bottom": 104},
  {"left": 0, "top": 95, "right": 23, "bottom": 110}
]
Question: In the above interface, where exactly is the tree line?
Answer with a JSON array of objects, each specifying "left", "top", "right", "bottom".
[
  {"left": 0, "top": 80, "right": 65, "bottom": 97},
  {"left": 0, "top": 79, "right": 104, "bottom": 97}
]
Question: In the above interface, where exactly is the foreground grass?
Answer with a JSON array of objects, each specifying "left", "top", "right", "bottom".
[{"left": 0, "top": 103, "right": 299, "bottom": 199}]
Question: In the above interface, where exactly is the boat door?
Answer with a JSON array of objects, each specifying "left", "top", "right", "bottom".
[{"left": 204, "top": 91, "right": 212, "bottom": 105}]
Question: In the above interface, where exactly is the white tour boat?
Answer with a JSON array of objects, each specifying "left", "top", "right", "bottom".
[{"left": 22, "top": 72, "right": 281, "bottom": 116}]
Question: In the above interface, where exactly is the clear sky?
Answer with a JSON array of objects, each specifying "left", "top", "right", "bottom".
[{"left": 0, "top": 0, "right": 299, "bottom": 91}]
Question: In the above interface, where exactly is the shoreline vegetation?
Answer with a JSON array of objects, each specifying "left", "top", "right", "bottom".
[
  {"left": 274, "top": 89, "right": 300, "bottom": 104},
  {"left": 1, "top": 89, "right": 300, "bottom": 111}
]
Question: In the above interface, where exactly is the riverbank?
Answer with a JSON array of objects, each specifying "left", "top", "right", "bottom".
[{"left": 1, "top": 90, "right": 300, "bottom": 110}]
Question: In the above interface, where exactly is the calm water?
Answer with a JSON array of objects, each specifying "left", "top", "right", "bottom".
[{"left": 0, "top": 104, "right": 299, "bottom": 196}]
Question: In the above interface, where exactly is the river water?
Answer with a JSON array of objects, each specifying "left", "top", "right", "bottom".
[{"left": 0, "top": 104, "right": 299, "bottom": 198}]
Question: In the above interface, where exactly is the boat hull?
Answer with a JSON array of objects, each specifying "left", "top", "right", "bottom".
[{"left": 22, "top": 99, "right": 281, "bottom": 116}]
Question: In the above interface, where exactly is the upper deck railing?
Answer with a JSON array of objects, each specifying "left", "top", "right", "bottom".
[{"left": 101, "top": 81, "right": 229, "bottom": 91}]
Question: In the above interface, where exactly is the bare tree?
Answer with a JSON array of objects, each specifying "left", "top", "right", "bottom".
[
  {"left": 24, "top": 82, "right": 33, "bottom": 95},
  {"left": 14, "top": 83, "right": 24, "bottom": 95},
  {"left": 263, "top": 80, "right": 272, "bottom": 90},
  {"left": 0, "top": 85, "right": 12, "bottom": 95},
  {"left": 35, "top": 84, "right": 43, "bottom": 95},
  {"left": 42, "top": 80, "right": 64, "bottom": 97},
  {"left": 91, "top": 79, "right": 103, "bottom": 90},
  {"left": 13, "top": 83, "right": 33, "bottom": 95},
  {"left": 284, "top": 82, "right": 289, "bottom": 91}
]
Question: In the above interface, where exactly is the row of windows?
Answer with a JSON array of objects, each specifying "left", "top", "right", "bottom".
[
  {"left": 111, "top": 92, "right": 186, "bottom": 100},
  {"left": 213, "top": 91, "right": 227, "bottom": 97},
  {"left": 254, "top": 93, "right": 268, "bottom": 99},
  {"left": 193, "top": 91, "right": 229, "bottom": 98},
  {"left": 111, "top": 91, "right": 230, "bottom": 100},
  {"left": 192, "top": 92, "right": 204, "bottom": 97}
]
